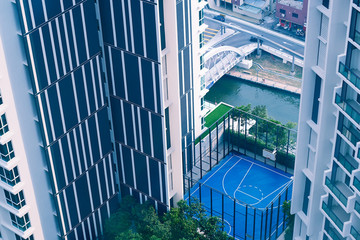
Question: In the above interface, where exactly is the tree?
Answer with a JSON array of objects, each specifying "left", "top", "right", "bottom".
[
  {"left": 231, "top": 104, "right": 251, "bottom": 121},
  {"left": 103, "top": 197, "right": 233, "bottom": 240},
  {"left": 282, "top": 200, "right": 294, "bottom": 240},
  {"left": 251, "top": 105, "right": 267, "bottom": 119}
]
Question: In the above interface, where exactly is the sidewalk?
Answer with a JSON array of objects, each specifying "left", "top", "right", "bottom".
[
  {"left": 227, "top": 69, "right": 301, "bottom": 95},
  {"left": 205, "top": 1, "right": 305, "bottom": 47},
  {"left": 204, "top": 28, "right": 236, "bottom": 51}
]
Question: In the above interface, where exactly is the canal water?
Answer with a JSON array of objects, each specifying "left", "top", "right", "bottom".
[{"left": 204, "top": 75, "right": 300, "bottom": 124}]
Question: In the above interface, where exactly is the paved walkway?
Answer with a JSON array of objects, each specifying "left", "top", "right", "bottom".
[{"left": 227, "top": 69, "right": 301, "bottom": 95}]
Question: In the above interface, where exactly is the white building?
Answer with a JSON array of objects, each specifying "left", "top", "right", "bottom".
[
  {"left": 0, "top": 0, "right": 207, "bottom": 239},
  {"left": 292, "top": 0, "right": 360, "bottom": 239}
]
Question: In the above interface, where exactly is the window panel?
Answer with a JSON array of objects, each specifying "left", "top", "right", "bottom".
[
  {"left": 199, "top": 9, "right": 204, "bottom": 26},
  {"left": 0, "top": 89, "right": 3, "bottom": 105},
  {"left": 4, "top": 190, "right": 26, "bottom": 210},
  {"left": 0, "top": 166, "right": 20, "bottom": 186},
  {"left": 15, "top": 234, "right": 34, "bottom": 240},
  {"left": 0, "top": 141, "right": 15, "bottom": 162},
  {"left": 0, "top": 113, "right": 9, "bottom": 136},
  {"left": 10, "top": 213, "right": 31, "bottom": 231}
]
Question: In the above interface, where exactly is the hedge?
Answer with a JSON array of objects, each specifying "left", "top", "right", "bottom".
[{"left": 228, "top": 131, "right": 295, "bottom": 169}]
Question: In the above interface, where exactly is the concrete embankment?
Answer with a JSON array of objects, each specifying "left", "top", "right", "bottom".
[{"left": 226, "top": 69, "right": 301, "bottom": 95}]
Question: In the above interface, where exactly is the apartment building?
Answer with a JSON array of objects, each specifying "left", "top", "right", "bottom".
[
  {"left": 0, "top": 0, "right": 206, "bottom": 239},
  {"left": 292, "top": 0, "right": 360, "bottom": 239}
]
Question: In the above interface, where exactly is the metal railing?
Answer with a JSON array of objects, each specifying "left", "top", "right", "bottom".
[
  {"left": 351, "top": 226, "right": 360, "bottom": 240},
  {"left": 339, "top": 124, "right": 360, "bottom": 146},
  {"left": 335, "top": 93, "right": 360, "bottom": 124},
  {"left": 183, "top": 106, "right": 297, "bottom": 239},
  {"left": 339, "top": 62, "right": 360, "bottom": 91},
  {"left": 325, "top": 177, "right": 348, "bottom": 207},
  {"left": 355, "top": 201, "right": 360, "bottom": 215},
  {"left": 322, "top": 202, "right": 344, "bottom": 231},
  {"left": 335, "top": 152, "right": 357, "bottom": 174},
  {"left": 325, "top": 227, "right": 344, "bottom": 240},
  {"left": 184, "top": 176, "right": 293, "bottom": 240},
  {"left": 353, "top": 176, "right": 360, "bottom": 192}
]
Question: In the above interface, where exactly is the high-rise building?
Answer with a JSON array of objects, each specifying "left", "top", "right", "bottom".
[
  {"left": 292, "top": 0, "right": 360, "bottom": 239},
  {"left": 0, "top": 0, "right": 206, "bottom": 239}
]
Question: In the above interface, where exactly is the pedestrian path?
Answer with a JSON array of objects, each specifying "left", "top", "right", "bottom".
[
  {"left": 227, "top": 69, "right": 301, "bottom": 95},
  {"left": 204, "top": 27, "right": 219, "bottom": 43}
]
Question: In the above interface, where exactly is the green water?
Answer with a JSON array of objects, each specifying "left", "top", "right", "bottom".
[{"left": 205, "top": 75, "right": 300, "bottom": 124}]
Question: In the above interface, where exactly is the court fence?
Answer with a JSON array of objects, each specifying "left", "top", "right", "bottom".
[
  {"left": 184, "top": 175, "right": 293, "bottom": 240},
  {"left": 183, "top": 107, "right": 297, "bottom": 239}
]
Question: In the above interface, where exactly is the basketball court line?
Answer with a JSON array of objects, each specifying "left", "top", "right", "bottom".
[
  {"left": 185, "top": 154, "right": 292, "bottom": 240},
  {"left": 187, "top": 154, "right": 292, "bottom": 210},
  {"left": 237, "top": 155, "right": 292, "bottom": 179},
  {"left": 233, "top": 163, "right": 254, "bottom": 199},
  {"left": 221, "top": 157, "right": 243, "bottom": 196},
  {"left": 263, "top": 179, "right": 293, "bottom": 209},
  {"left": 185, "top": 155, "right": 235, "bottom": 200},
  {"left": 237, "top": 190, "right": 261, "bottom": 201}
]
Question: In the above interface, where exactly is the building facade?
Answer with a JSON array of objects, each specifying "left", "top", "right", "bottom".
[
  {"left": 292, "top": 0, "right": 360, "bottom": 239},
  {"left": 0, "top": 0, "right": 205, "bottom": 239},
  {"left": 276, "top": 0, "right": 308, "bottom": 35}
]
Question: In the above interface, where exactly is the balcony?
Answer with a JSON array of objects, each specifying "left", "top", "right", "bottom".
[
  {"left": 354, "top": 176, "right": 360, "bottom": 192},
  {"left": 339, "top": 61, "right": 360, "bottom": 92},
  {"left": 322, "top": 201, "right": 350, "bottom": 232},
  {"left": 334, "top": 152, "right": 358, "bottom": 174},
  {"left": 335, "top": 93, "right": 360, "bottom": 125},
  {"left": 351, "top": 30, "right": 360, "bottom": 46},
  {"left": 338, "top": 124, "right": 360, "bottom": 147},
  {"left": 351, "top": 226, "right": 360, "bottom": 240},
  {"left": 325, "top": 226, "right": 345, "bottom": 240},
  {"left": 325, "top": 177, "right": 353, "bottom": 207},
  {"left": 355, "top": 201, "right": 360, "bottom": 215}
]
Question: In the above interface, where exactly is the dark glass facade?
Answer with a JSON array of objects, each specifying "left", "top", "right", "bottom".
[
  {"left": 14, "top": 0, "right": 194, "bottom": 238},
  {"left": 16, "top": 1, "right": 117, "bottom": 239}
]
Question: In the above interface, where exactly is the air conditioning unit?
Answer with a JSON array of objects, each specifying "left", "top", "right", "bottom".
[{"left": 281, "top": 13, "right": 285, "bottom": 17}]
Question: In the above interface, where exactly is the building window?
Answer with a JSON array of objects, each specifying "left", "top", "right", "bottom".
[
  {"left": 292, "top": 13, "right": 298, "bottom": 18},
  {"left": 168, "top": 154, "right": 173, "bottom": 191},
  {"left": 4, "top": 190, "right": 26, "bottom": 210},
  {"left": 164, "top": 77, "right": 169, "bottom": 101},
  {"left": 159, "top": 0, "right": 166, "bottom": 50},
  {"left": 0, "top": 166, "right": 20, "bottom": 186},
  {"left": 311, "top": 75, "right": 322, "bottom": 124},
  {"left": 0, "top": 89, "right": 3, "bottom": 105},
  {"left": 199, "top": 32, "right": 204, "bottom": 49},
  {"left": 350, "top": 9, "right": 360, "bottom": 45},
  {"left": 200, "top": 75, "right": 205, "bottom": 90},
  {"left": 302, "top": 177, "right": 311, "bottom": 215},
  {"left": 280, "top": 9, "right": 286, "bottom": 15},
  {"left": 201, "top": 97, "right": 205, "bottom": 111},
  {"left": 10, "top": 213, "right": 31, "bottom": 231},
  {"left": 0, "top": 141, "right": 15, "bottom": 162},
  {"left": 15, "top": 234, "right": 34, "bottom": 240},
  {"left": 199, "top": 9, "right": 204, "bottom": 26},
  {"left": 201, "top": 117, "right": 205, "bottom": 129},
  {"left": 165, "top": 108, "right": 171, "bottom": 149},
  {"left": 0, "top": 113, "right": 9, "bottom": 136},
  {"left": 322, "top": 0, "right": 329, "bottom": 8},
  {"left": 200, "top": 55, "right": 204, "bottom": 70}
]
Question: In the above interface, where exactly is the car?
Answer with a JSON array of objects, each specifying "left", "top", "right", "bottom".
[
  {"left": 213, "top": 15, "right": 225, "bottom": 22},
  {"left": 249, "top": 36, "right": 263, "bottom": 44}
]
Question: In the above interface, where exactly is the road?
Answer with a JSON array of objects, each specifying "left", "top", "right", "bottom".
[{"left": 204, "top": 10, "right": 305, "bottom": 59}]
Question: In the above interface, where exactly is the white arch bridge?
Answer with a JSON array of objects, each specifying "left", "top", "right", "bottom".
[{"left": 204, "top": 43, "right": 258, "bottom": 89}]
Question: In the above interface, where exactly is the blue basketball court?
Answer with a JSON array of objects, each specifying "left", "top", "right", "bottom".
[{"left": 185, "top": 153, "right": 293, "bottom": 240}]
